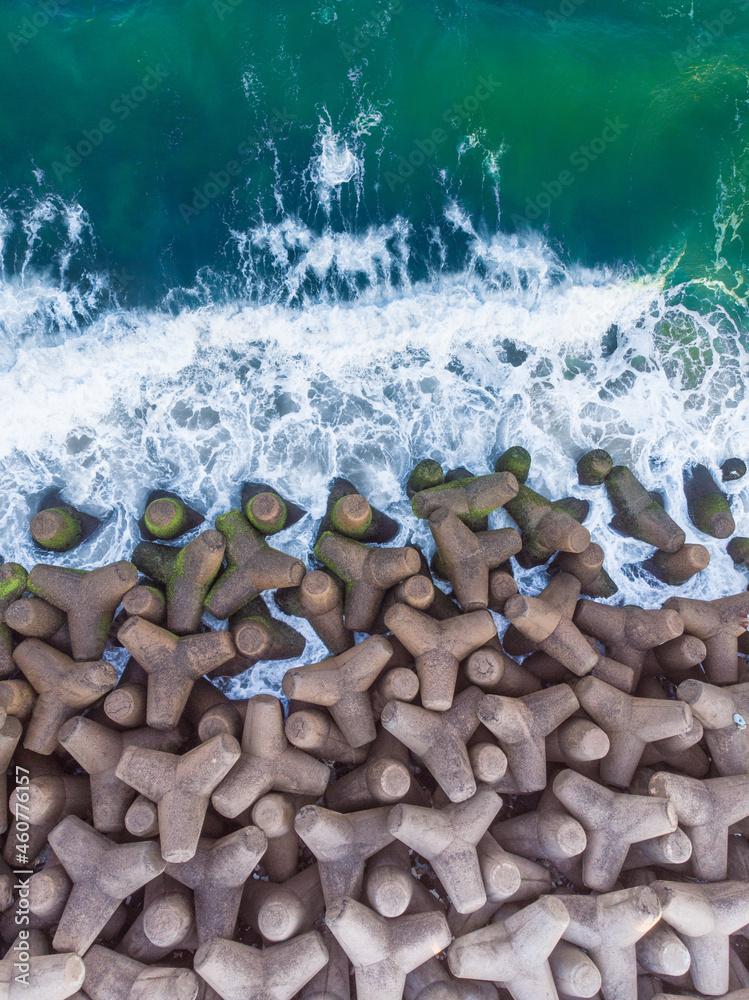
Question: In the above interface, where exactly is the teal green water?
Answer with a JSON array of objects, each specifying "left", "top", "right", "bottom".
[{"left": 1, "top": 0, "right": 748, "bottom": 300}]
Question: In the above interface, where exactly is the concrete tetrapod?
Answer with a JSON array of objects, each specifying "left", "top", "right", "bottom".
[
  {"left": 241, "top": 482, "right": 306, "bottom": 536},
  {"left": 369, "top": 665, "right": 421, "bottom": 720},
  {"left": 27, "top": 560, "right": 138, "bottom": 660},
  {"left": 604, "top": 466, "right": 685, "bottom": 553},
  {"left": 476, "top": 833, "right": 522, "bottom": 904},
  {"left": 502, "top": 575, "right": 600, "bottom": 678},
  {"left": 122, "top": 584, "right": 167, "bottom": 625},
  {"left": 5, "top": 595, "right": 68, "bottom": 644},
  {"left": 365, "top": 840, "right": 420, "bottom": 918},
  {"left": 251, "top": 792, "right": 301, "bottom": 881},
  {"left": 412, "top": 472, "right": 519, "bottom": 528},
  {"left": 572, "top": 600, "right": 683, "bottom": 683},
  {"left": 478, "top": 685, "right": 580, "bottom": 794},
  {"left": 294, "top": 804, "right": 395, "bottom": 906},
  {"left": 462, "top": 646, "right": 541, "bottom": 699},
  {"left": 314, "top": 532, "right": 421, "bottom": 632},
  {"left": 81, "top": 945, "right": 200, "bottom": 1000},
  {"left": 218, "top": 596, "right": 306, "bottom": 678},
  {"left": 284, "top": 707, "right": 368, "bottom": 765},
  {"left": 325, "top": 727, "right": 413, "bottom": 812},
  {"left": 405, "top": 955, "right": 499, "bottom": 1000},
  {"left": 141, "top": 492, "right": 204, "bottom": 542},
  {"left": 0, "top": 563, "right": 27, "bottom": 679},
  {"left": 0, "top": 677, "right": 35, "bottom": 722},
  {"left": 103, "top": 661, "right": 148, "bottom": 731},
  {"left": 181, "top": 676, "right": 243, "bottom": 742},
  {"left": 491, "top": 787, "right": 587, "bottom": 864},
  {"left": 89, "top": 945, "right": 202, "bottom": 1000},
  {"left": 48, "top": 815, "right": 165, "bottom": 955},
  {"left": 652, "top": 880, "right": 749, "bottom": 997},
  {"left": 297, "top": 928, "right": 351, "bottom": 1000},
  {"left": 326, "top": 895, "right": 452, "bottom": 1000},
  {"left": 384, "top": 603, "right": 496, "bottom": 712},
  {"left": 504, "top": 484, "right": 591, "bottom": 566},
  {"left": 241, "top": 863, "right": 324, "bottom": 942},
  {"left": 193, "top": 931, "right": 329, "bottom": 1000},
  {"left": 662, "top": 593, "right": 749, "bottom": 685},
  {"left": 318, "top": 479, "right": 400, "bottom": 544},
  {"left": 647, "top": 543, "right": 711, "bottom": 587},
  {"left": 652, "top": 994, "right": 749, "bottom": 1000},
  {"left": 165, "top": 826, "right": 268, "bottom": 943},
  {"left": 4, "top": 773, "right": 90, "bottom": 867},
  {"left": 648, "top": 771, "right": 749, "bottom": 880},
  {"left": 550, "top": 542, "right": 617, "bottom": 599},
  {"left": 447, "top": 895, "right": 571, "bottom": 1000},
  {"left": 0, "top": 713, "right": 23, "bottom": 835},
  {"left": 0, "top": 939, "right": 84, "bottom": 1000},
  {"left": 119, "top": 873, "right": 195, "bottom": 962},
  {"left": 380, "top": 687, "right": 484, "bottom": 803},
  {"left": 12, "top": 639, "right": 118, "bottom": 755},
  {"left": 132, "top": 530, "right": 225, "bottom": 634},
  {"left": 683, "top": 462, "right": 735, "bottom": 538},
  {"left": 577, "top": 449, "right": 613, "bottom": 486},
  {"left": 57, "top": 715, "right": 186, "bottom": 833},
  {"left": 574, "top": 676, "right": 692, "bottom": 787},
  {"left": 428, "top": 509, "right": 521, "bottom": 611},
  {"left": 406, "top": 458, "right": 444, "bottom": 498},
  {"left": 494, "top": 447, "right": 530, "bottom": 485},
  {"left": 117, "top": 616, "right": 235, "bottom": 730},
  {"left": 676, "top": 679, "right": 749, "bottom": 775},
  {"left": 545, "top": 717, "right": 610, "bottom": 769},
  {"left": 388, "top": 787, "right": 502, "bottom": 914},
  {"left": 552, "top": 769, "right": 678, "bottom": 891},
  {"left": 549, "top": 940, "right": 602, "bottom": 999},
  {"left": 115, "top": 733, "right": 242, "bottom": 862},
  {"left": 281, "top": 636, "right": 393, "bottom": 747},
  {"left": 502, "top": 573, "right": 581, "bottom": 659},
  {"left": 274, "top": 569, "right": 354, "bottom": 655},
  {"left": 211, "top": 694, "right": 330, "bottom": 818},
  {"left": 560, "top": 886, "right": 662, "bottom": 1000},
  {"left": 635, "top": 922, "right": 691, "bottom": 980}
]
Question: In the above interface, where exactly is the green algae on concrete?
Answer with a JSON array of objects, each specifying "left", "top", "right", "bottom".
[
  {"left": 494, "top": 447, "right": 531, "bottom": 485},
  {"left": 577, "top": 450, "right": 613, "bottom": 487},
  {"left": 406, "top": 459, "right": 444, "bottom": 499},
  {"left": 330, "top": 495, "right": 373, "bottom": 539},
  {"left": 144, "top": 497, "right": 190, "bottom": 540},
  {"left": 245, "top": 491, "right": 288, "bottom": 535},
  {"left": 0, "top": 562, "right": 28, "bottom": 678},
  {"left": 683, "top": 464, "right": 735, "bottom": 539},
  {"left": 30, "top": 507, "right": 83, "bottom": 552},
  {"left": 605, "top": 466, "right": 685, "bottom": 553}
]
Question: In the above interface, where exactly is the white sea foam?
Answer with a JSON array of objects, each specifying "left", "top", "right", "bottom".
[
  {"left": 310, "top": 123, "right": 362, "bottom": 213},
  {"left": 0, "top": 212, "right": 747, "bottom": 695}
]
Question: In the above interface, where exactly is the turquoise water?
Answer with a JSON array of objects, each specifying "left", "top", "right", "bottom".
[
  {"left": 0, "top": 1, "right": 748, "bottom": 685},
  {"left": 2, "top": 0, "right": 748, "bottom": 298}
]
